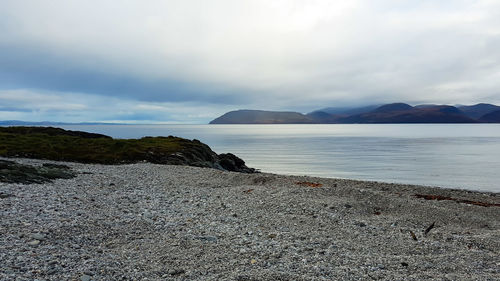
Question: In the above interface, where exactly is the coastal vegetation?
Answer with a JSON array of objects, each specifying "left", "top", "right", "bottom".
[{"left": 0, "top": 126, "right": 255, "bottom": 173}]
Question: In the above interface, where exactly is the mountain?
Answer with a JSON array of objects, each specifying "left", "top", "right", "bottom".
[
  {"left": 211, "top": 103, "right": 499, "bottom": 124},
  {"left": 313, "top": 105, "right": 380, "bottom": 116},
  {"left": 479, "top": 110, "right": 500, "bottom": 123},
  {"left": 306, "top": 111, "right": 341, "bottom": 123},
  {"left": 458, "top": 103, "right": 500, "bottom": 119},
  {"left": 370, "top": 103, "right": 413, "bottom": 113},
  {"left": 414, "top": 104, "right": 441, "bottom": 109},
  {"left": 338, "top": 104, "right": 476, "bottom": 123},
  {"left": 209, "top": 110, "right": 314, "bottom": 124}
]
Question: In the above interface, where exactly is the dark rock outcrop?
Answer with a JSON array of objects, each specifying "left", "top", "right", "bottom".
[
  {"left": 218, "top": 153, "right": 256, "bottom": 173},
  {"left": 0, "top": 160, "right": 76, "bottom": 184},
  {"left": 142, "top": 138, "right": 256, "bottom": 173}
]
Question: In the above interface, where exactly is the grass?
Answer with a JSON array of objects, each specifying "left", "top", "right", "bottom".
[{"left": 0, "top": 127, "right": 216, "bottom": 165}]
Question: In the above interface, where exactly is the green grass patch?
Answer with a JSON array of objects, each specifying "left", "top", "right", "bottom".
[{"left": 0, "top": 127, "right": 215, "bottom": 165}]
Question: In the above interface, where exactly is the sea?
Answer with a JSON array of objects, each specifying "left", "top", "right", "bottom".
[{"left": 57, "top": 124, "right": 500, "bottom": 192}]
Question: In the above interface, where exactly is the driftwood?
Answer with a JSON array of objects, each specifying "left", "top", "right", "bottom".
[
  {"left": 409, "top": 230, "right": 418, "bottom": 241},
  {"left": 414, "top": 194, "right": 500, "bottom": 207},
  {"left": 424, "top": 222, "right": 436, "bottom": 236},
  {"left": 296, "top": 181, "right": 323, "bottom": 188}
]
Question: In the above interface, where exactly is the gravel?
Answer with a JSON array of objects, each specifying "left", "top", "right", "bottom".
[{"left": 1, "top": 158, "right": 499, "bottom": 280}]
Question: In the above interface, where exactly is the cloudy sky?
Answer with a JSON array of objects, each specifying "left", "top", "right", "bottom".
[{"left": 1, "top": 0, "right": 499, "bottom": 123}]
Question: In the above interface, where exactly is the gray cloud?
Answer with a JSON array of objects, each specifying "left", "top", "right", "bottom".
[
  {"left": 0, "top": 89, "right": 233, "bottom": 123},
  {"left": 0, "top": 0, "right": 499, "bottom": 122}
]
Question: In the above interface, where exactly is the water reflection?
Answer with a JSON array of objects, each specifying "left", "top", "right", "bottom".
[{"left": 59, "top": 124, "right": 500, "bottom": 192}]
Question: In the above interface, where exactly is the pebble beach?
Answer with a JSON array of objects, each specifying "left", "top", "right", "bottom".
[{"left": 1, "top": 158, "right": 499, "bottom": 280}]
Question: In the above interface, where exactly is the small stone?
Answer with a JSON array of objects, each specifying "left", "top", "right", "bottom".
[
  {"left": 169, "top": 269, "right": 185, "bottom": 276},
  {"left": 205, "top": 236, "right": 217, "bottom": 242},
  {"left": 268, "top": 233, "right": 277, "bottom": 238},
  {"left": 0, "top": 192, "right": 13, "bottom": 199},
  {"left": 250, "top": 259, "right": 257, "bottom": 264},
  {"left": 401, "top": 262, "right": 409, "bottom": 267},
  {"left": 28, "top": 240, "right": 40, "bottom": 246},
  {"left": 80, "top": 274, "right": 92, "bottom": 281},
  {"left": 143, "top": 211, "right": 154, "bottom": 219},
  {"left": 47, "top": 268, "right": 58, "bottom": 275},
  {"left": 31, "top": 233, "right": 45, "bottom": 240}
]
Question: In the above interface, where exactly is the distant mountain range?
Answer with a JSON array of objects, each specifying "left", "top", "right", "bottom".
[
  {"left": 0, "top": 121, "right": 120, "bottom": 126},
  {"left": 210, "top": 103, "right": 500, "bottom": 124}
]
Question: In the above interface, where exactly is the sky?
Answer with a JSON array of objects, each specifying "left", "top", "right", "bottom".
[{"left": 1, "top": 0, "right": 499, "bottom": 123}]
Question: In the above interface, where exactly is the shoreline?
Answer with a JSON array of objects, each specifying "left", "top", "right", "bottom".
[
  {"left": 240, "top": 169, "right": 500, "bottom": 195},
  {"left": 1, "top": 158, "right": 499, "bottom": 280}
]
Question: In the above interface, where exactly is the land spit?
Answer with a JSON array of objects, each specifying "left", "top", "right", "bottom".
[{"left": 1, "top": 158, "right": 499, "bottom": 280}]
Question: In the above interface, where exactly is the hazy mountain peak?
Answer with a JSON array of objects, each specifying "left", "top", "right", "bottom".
[
  {"left": 458, "top": 103, "right": 500, "bottom": 119},
  {"left": 209, "top": 109, "right": 313, "bottom": 124},
  {"left": 371, "top": 103, "right": 413, "bottom": 113}
]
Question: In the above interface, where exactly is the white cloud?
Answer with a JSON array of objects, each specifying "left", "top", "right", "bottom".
[
  {"left": 0, "top": 90, "right": 87, "bottom": 111},
  {"left": 0, "top": 0, "right": 499, "bottom": 120}
]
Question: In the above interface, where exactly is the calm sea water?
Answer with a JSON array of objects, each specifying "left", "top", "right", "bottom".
[{"left": 58, "top": 124, "right": 500, "bottom": 192}]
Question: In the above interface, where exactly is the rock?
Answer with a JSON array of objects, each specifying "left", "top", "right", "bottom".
[
  {"left": 0, "top": 192, "right": 14, "bottom": 199},
  {"left": 80, "top": 274, "right": 92, "bottom": 281},
  {"left": 169, "top": 269, "right": 185, "bottom": 276},
  {"left": 218, "top": 153, "right": 256, "bottom": 173},
  {"left": 47, "top": 268, "right": 58, "bottom": 275},
  {"left": 31, "top": 233, "right": 45, "bottom": 241},
  {"left": 27, "top": 240, "right": 40, "bottom": 246},
  {"left": 0, "top": 160, "right": 75, "bottom": 184}
]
